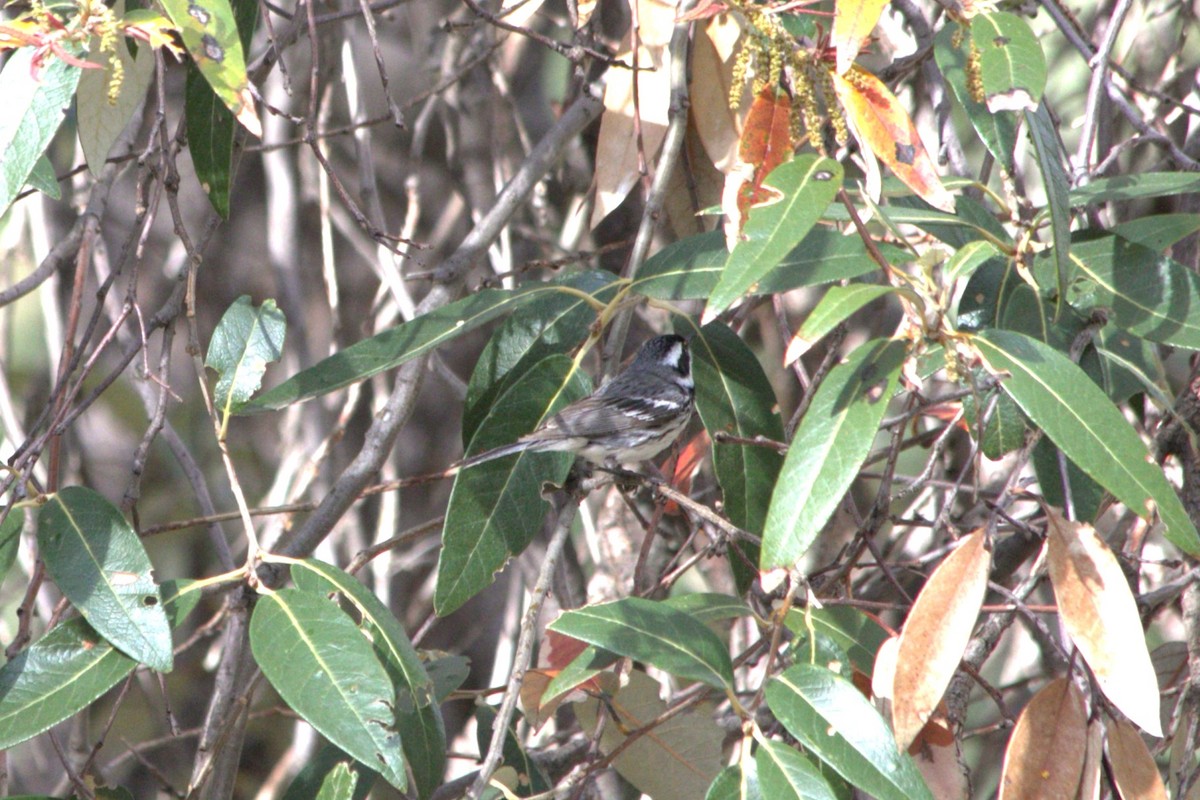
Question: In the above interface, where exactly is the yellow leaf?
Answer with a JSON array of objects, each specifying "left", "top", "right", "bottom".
[
  {"left": 999, "top": 678, "right": 1087, "bottom": 800},
  {"left": 831, "top": 66, "right": 955, "bottom": 212},
  {"left": 892, "top": 529, "right": 990, "bottom": 749},
  {"left": 1045, "top": 507, "right": 1162, "bottom": 736},
  {"left": 832, "top": 0, "right": 889, "bottom": 75}
]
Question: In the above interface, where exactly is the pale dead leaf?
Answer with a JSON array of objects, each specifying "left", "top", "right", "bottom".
[
  {"left": 1045, "top": 507, "right": 1162, "bottom": 736},
  {"left": 871, "top": 633, "right": 899, "bottom": 722},
  {"left": 498, "top": 0, "right": 548, "bottom": 28},
  {"left": 588, "top": 44, "right": 671, "bottom": 229},
  {"left": 1079, "top": 718, "right": 1103, "bottom": 800},
  {"left": 998, "top": 678, "right": 1087, "bottom": 800},
  {"left": 832, "top": 0, "right": 888, "bottom": 75},
  {"left": 1107, "top": 716, "right": 1167, "bottom": 800},
  {"left": 893, "top": 529, "right": 991, "bottom": 749},
  {"left": 78, "top": 17, "right": 155, "bottom": 174},
  {"left": 575, "top": 670, "right": 722, "bottom": 800},
  {"left": 690, "top": 18, "right": 742, "bottom": 172}
]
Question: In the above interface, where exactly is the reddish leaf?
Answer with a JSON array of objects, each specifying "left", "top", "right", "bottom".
[
  {"left": 735, "top": 86, "right": 793, "bottom": 218},
  {"left": 663, "top": 429, "right": 709, "bottom": 515},
  {"left": 831, "top": 65, "right": 955, "bottom": 211},
  {"left": 998, "top": 678, "right": 1087, "bottom": 800}
]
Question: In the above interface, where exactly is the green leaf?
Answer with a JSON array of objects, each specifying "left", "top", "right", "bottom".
[
  {"left": 474, "top": 704, "right": 552, "bottom": 796},
  {"left": 974, "top": 329, "right": 1200, "bottom": 556},
  {"left": 945, "top": 240, "right": 1004, "bottom": 286},
  {"left": 463, "top": 270, "right": 616, "bottom": 445},
  {"left": 244, "top": 283, "right": 583, "bottom": 413},
  {"left": 184, "top": 0, "right": 259, "bottom": 216},
  {"left": 933, "top": 21, "right": 1016, "bottom": 172},
  {"left": 38, "top": 486, "right": 173, "bottom": 672},
  {"left": 791, "top": 285, "right": 900, "bottom": 358},
  {"left": 291, "top": 559, "right": 445, "bottom": 800},
  {"left": 250, "top": 588, "right": 407, "bottom": 790},
  {"left": 315, "top": 762, "right": 357, "bottom": 800},
  {"left": 761, "top": 339, "right": 907, "bottom": 569},
  {"left": 0, "top": 508, "right": 23, "bottom": 586},
  {"left": 548, "top": 597, "right": 734, "bottom": 689},
  {"left": 636, "top": 228, "right": 899, "bottom": 301},
  {"left": 0, "top": 618, "right": 135, "bottom": 750},
  {"left": 962, "top": 388, "right": 1028, "bottom": 459},
  {"left": 281, "top": 745, "right": 376, "bottom": 800},
  {"left": 0, "top": 48, "right": 82, "bottom": 215},
  {"left": 206, "top": 295, "right": 287, "bottom": 416},
  {"left": 785, "top": 606, "right": 889, "bottom": 676},
  {"left": 767, "top": 664, "right": 932, "bottom": 800},
  {"left": 425, "top": 653, "right": 470, "bottom": 702},
  {"left": 664, "top": 593, "right": 753, "bottom": 623},
  {"left": 1062, "top": 235, "right": 1200, "bottom": 349},
  {"left": 24, "top": 155, "right": 61, "bottom": 200},
  {"left": 1069, "top": 173, "right": 1200, "bottom": 206},
  {"left": 972, "top": 12, "right": 1046, "bottom": 112},
  {"left": 705, "top": 156, "right": 843, "bottom": 320},
  {"left": 692, "top": 322, "right": 784, "bottom": 590},
  {"left": 78, "top": 13, "right": 155, "bottom": 175},
  {"left": 755, "top": 739, "right": 838, "bottom": 800},
  {"left": 1111, "top": 214, "right": 1200, "bottom": 253},
  {"left": 1031, "top": 439, "right": 1105, "bottom": 524},
  {"left": 434, "top": 355, "right": 590, "bottom": 615},
  {"left": 707, "top": 762, "right": 763, "bottom": 800},
  {"left": 541, "top": 646, "right": 620, "bottom": 709},
  {"left": 1025, "top": 104, "right": 1071, "bottom": 304},
  {"left": 159, "top": 0, "right": 258, "bottom": 135}
]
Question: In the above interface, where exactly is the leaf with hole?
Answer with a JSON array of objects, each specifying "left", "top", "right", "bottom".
[{"left": 38, "top": 486, "right": 173, "bottom": 672}]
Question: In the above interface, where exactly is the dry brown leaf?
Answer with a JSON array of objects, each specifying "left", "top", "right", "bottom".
[
  {"left": 910, "top": 715, "right": 969, "bottom": 800},
  {"left": 1107, "top": 716, "right": 1167, "bottom": 800},
  {"left": 1045, "top": 507, "right": 1162, "bottom": 736},
  {"left": 830, "top": 65, "right": 954, "bottom": 212},
  {"left": 999, "top": 678, "right": 1088, "bottom": 800},
  {"left": 832, "top": 0, "right": 888, "bottom": 75},
  {"left": 892, "top": 529, "right": 991, "bottom": 749}
]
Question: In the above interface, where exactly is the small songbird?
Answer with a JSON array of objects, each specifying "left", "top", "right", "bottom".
[{"left": 461, "top": 334, "right": 695, "bottom": 468}]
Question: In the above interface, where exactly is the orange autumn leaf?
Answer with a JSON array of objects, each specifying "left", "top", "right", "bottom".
[
  {"left": 892, "top": 529, "right": 990, "bottom": 749},
  {"left": 663, "top": 429, "right": 709, "bottom": 515},
  {"left": 735, "top": 86, "right": 793, "bottom": 219},
  {"left": 831, "top": 65, "right": 955, "bottom": 211}
]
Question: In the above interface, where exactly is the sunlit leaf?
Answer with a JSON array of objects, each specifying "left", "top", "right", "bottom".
[
  {"left": 972, "top": 12, "right": 1046, "bottom": 112},
  {"left": 0, "top": 47, "right": 81, "bottom": 215},
  {"left": 893, "top": 530, "right": 990, "bottom": 748},
  {"left": 973, "top": 329, "right": 1200, "bottom": 556},
  {"left": 832, "top": 66, "right": 954, "bottom": 212},
  {"left": 1044, "top": 508, "right": 1161, "bottom": 736},
  {"left": 206, "top": 295, "right": 287, "bottom": 416},
  {"left": 762, "top": 339, "right": 907, "bottom": 569},
  {"left": 832, "top": 0, "right": 887, "bottom": 75},
  {"left": 755, "top": 739, "right": 837, "bottom": 800},
  {"left": 767, "top": 664, "right": 933, "bottom": 800}
]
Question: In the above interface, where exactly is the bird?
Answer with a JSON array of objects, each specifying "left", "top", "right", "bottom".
[{"left": 460, "top": 334, "right": 694, "bottom": 469}]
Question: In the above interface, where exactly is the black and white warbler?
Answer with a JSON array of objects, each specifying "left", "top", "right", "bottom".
[{"left": 461, "top": 334, "right": 694, "bottom": 468}]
